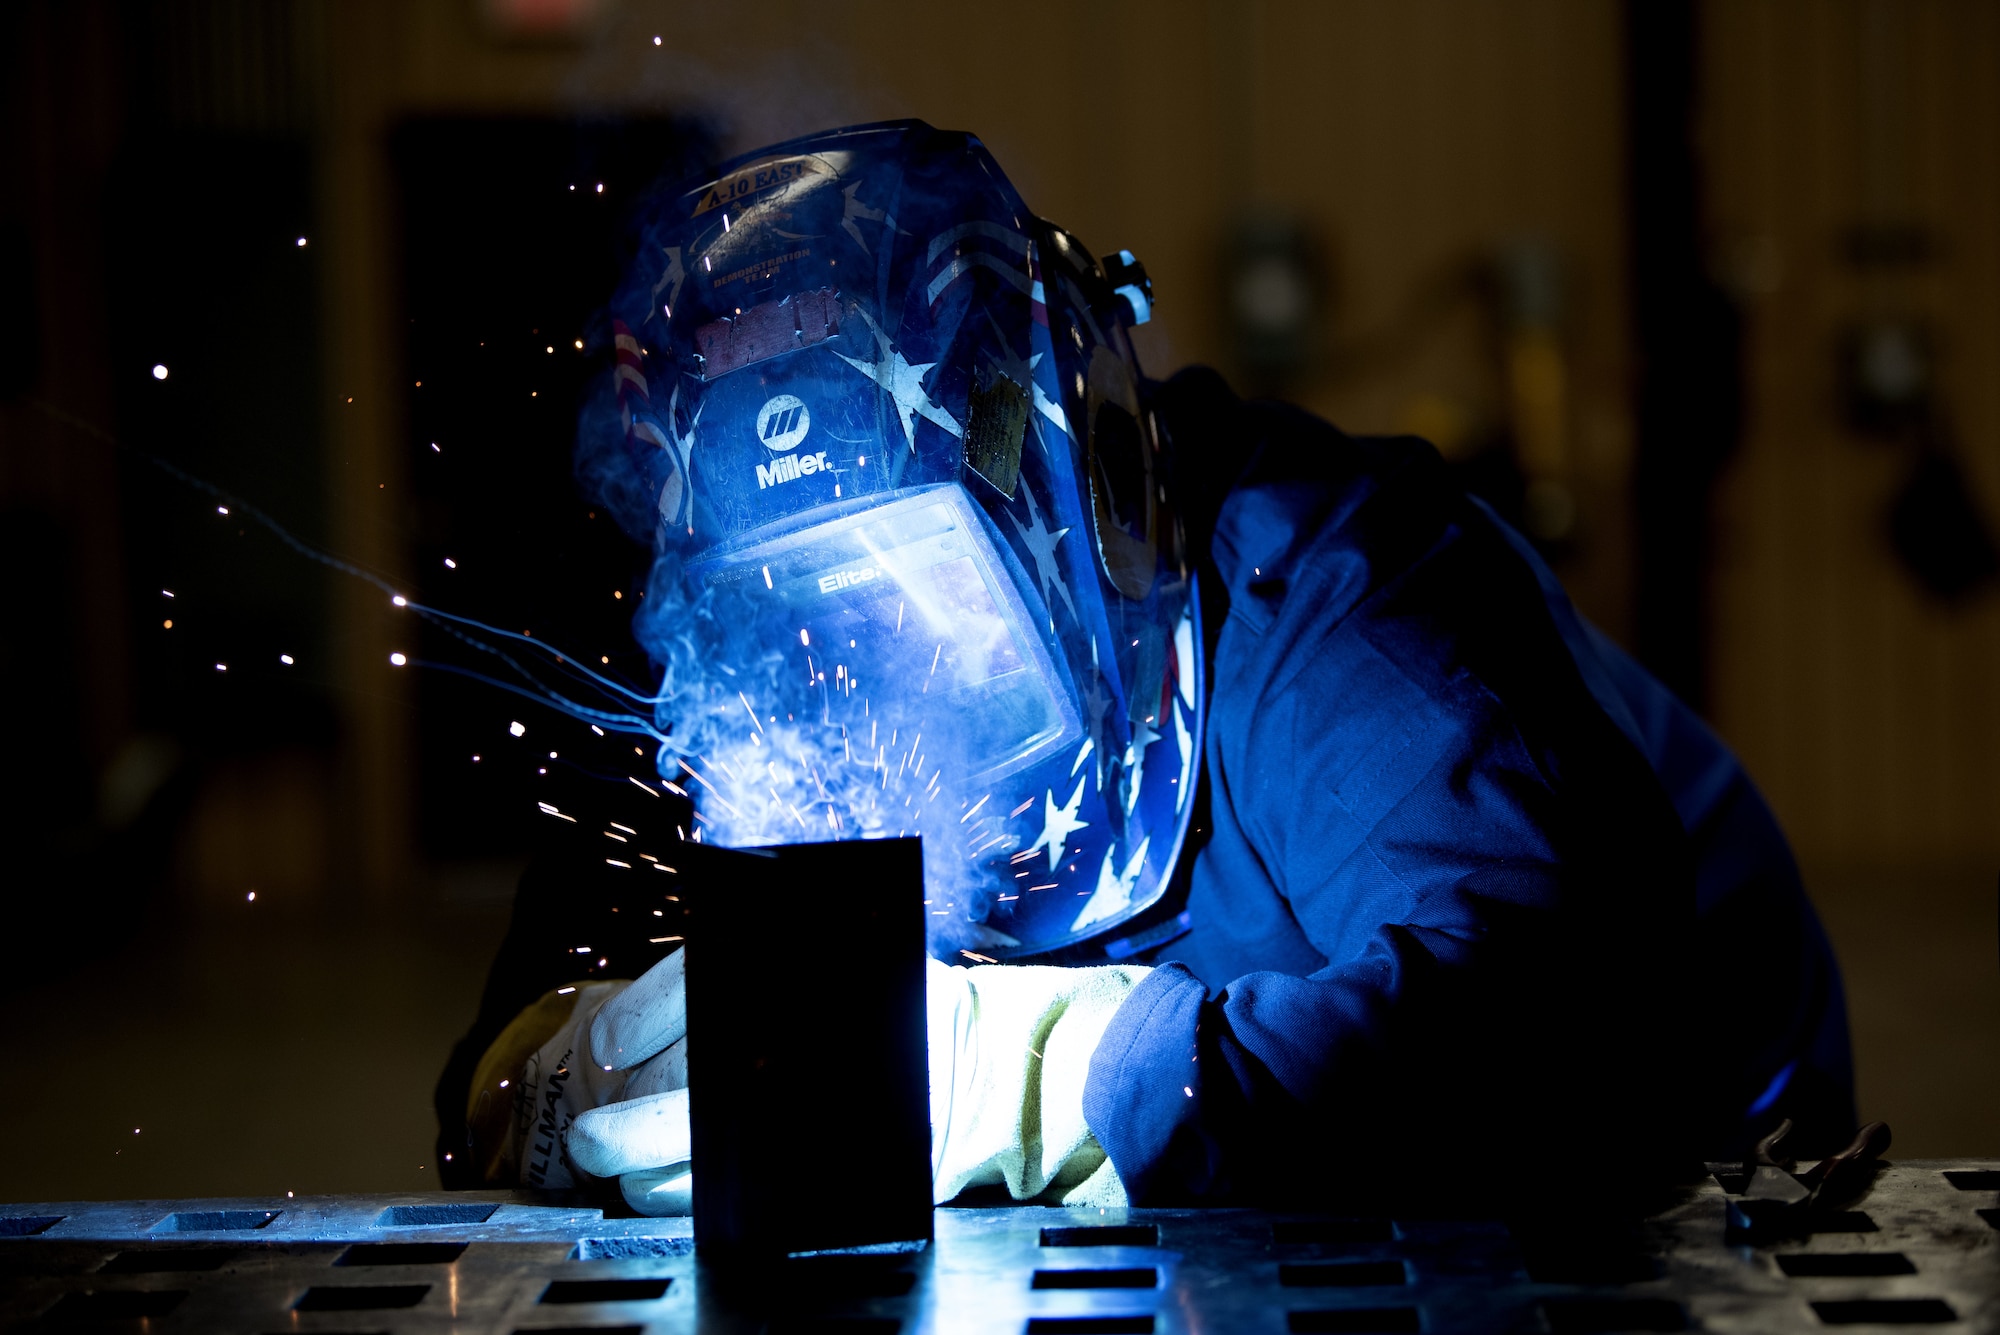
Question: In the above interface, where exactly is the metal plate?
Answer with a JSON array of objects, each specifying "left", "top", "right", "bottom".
[{"left": 1, "top": 1161, "right": 1994, "bottom": 1331}]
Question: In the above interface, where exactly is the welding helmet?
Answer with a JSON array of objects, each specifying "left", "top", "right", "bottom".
[{"left": 582, "top": 120, "right": 1200, "bottom": 958}]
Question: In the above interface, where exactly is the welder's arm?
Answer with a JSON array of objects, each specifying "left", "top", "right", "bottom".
[
  {"left": 1081, "top": 954, "right": 1399, "bottom": 1204},
  {"left": 1080, "top": 812, "right": 1691, "bottom": 1206}
]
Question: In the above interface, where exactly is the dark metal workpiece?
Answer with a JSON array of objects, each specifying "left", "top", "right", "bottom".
[
  {"left": 683, "top": 837, "right": 933, "bottom": 1262},
  {"left": 0, "top": 1160, "right": 1994, "bottom": 1331}
]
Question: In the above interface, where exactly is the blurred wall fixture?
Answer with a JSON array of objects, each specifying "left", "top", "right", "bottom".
[
  {"left": 1223, "top": 213, "right": 1326, "bottom": 395},
  {"left": 1887, "top": 448, "right": 1999, "bottom": 602},
  {"left": 1496, "top": 238, "right": 1576, "bottom": 546},
  {"left": 478, "top": 0, "right": 615, "bottom": 43},
  {"left": 1834, "top": 221, "right": 1997, "bottom": 602},
  {"left": 1839, "top": 222, "right": 1938, "bottom": 438},
  {"left": 1841, "top": 318, "right": 1932, "bottom": 438},
  {"left": 98, "top": 733, "right": 182, "bottom": 831}
]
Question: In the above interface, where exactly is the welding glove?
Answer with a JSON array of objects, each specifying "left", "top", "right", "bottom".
[
  {"left": 484, "top": 951, "right": 1150, "bottom": 1216},
  {"left": 464, "top": 948, "right": 688, "bottom": 1206},
  {"left": 926, "top": 957, "right": 1152, "bottom": 1207},
  {"left": 572, "top": 959, "right": 1152, "bottom": 1212}
]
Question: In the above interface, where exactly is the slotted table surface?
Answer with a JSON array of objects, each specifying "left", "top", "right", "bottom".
[{"left": 1, "top": 1160, "right": 1994, "bottom": 1332}]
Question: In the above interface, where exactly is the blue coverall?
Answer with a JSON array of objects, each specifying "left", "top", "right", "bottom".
[{"left": 1082, "top": 371, "right": 1853, "bottom": 1207}]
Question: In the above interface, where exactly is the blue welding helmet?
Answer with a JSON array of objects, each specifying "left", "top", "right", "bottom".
[{"left": 581, "top": 120, "right": 1200, "bottom": 958}]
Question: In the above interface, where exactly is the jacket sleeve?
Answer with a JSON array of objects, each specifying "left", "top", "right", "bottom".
[
  {"left": 1083, "top": 707, "right": 1691, "bottom": 1205},
  {"left": 1082, "top": 389, "right": 1696, "bottom": 1206}
]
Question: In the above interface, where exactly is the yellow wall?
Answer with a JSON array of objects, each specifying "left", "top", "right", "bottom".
[{"left": 1703, "top": 0, "right": 2000, "bottom": 872}]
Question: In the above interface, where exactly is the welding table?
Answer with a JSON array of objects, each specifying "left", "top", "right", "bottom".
[{"left": 2, "top": 1161, "right": 1994, "bottom": 1332}]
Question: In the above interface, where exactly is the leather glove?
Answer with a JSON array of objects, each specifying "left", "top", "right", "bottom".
[{"left": 464, "top": 949, "right": 689, "bottom": 1211}]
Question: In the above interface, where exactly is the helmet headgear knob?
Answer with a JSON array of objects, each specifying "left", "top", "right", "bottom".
[{"left": 1102, "top": 249, "right": 1154, "bottom": 326}]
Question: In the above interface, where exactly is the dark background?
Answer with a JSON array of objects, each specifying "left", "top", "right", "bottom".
[
  {"left": 393, "top": 116, "right": 705, "bottom": 861},
  {"left": 0, "top": 0, "right": 1993, "bottom": 1200}
]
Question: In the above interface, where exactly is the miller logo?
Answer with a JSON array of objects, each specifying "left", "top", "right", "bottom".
[
  {"left": 753, "top": 393, "right": 827, "bottom": 491},
  {"left": 756, "top": 394, "right": 812, "bottom": 452}
]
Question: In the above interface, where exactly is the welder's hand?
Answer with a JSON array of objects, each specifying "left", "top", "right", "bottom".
[
  {"left": 567, "top": 948, "right": 693, "bottom": 1212},
  {"left": 926, "top": 958, "right": 1152, "bottom": 1207},
  {"left": 464, "top": 950, "right": 689, "bottom": 1200},
  {"left": 587, "top": 946, "right": 686, "bottom": 1073},
  {"left": 569, "top": 1091, "right": 693, "bottom": 1215}
]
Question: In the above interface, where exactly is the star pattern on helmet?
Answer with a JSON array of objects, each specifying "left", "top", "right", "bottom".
[
  {"left": 1076, "top": 636, "right": 1118, "bottom": 793},
  {"left": 840, "top": 182, "right": 903, "bottom": 253},
  {"left": 1005, "top": 483, "right": 1075, "bottom": 633},
  {"left": 649, "top": 245, "right": 686, "bottom": 322},
  {"left": 835, "top": 308, "right": 962, "bottom": 450},
  {"left": 1029, "top": 380, "right": 1069, "bottom": 447},
  {"left": 1173, "top": 697, "right": 1195, "bottom": 806},
  {"left": 1073, "top": 834, "right": 1150, "bottom": 932},
  {"left": 983, "top": 314, "right": 1036, "bottom": 388},
  {"left": 656, "top": 379, "right": 701, "bottom": 528},
  {"left": 1025, "top": 774, "right": 1090, "bottom": 872},
  {"left": 984, "top": 315, "right": 1069, "bottom": 448},
  {"left": 1120, "top": 715, "right": 1161, "bottom": 817}
]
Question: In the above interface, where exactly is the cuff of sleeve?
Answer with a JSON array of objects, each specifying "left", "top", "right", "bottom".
[
  {"left": 465, "top": 986, "right": 588, "bottom": 1184},
  {"left": 1081, "top": 962, "right": 1211, "bottom": 1205}
]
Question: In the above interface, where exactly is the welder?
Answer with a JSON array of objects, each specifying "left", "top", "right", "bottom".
[{"left": 437, "top": 120, "right": 1852, "bottom": 1214}]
